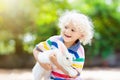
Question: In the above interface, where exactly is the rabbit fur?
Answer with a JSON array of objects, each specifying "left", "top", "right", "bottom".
[{"left": 32, "top": 41, "right": 78, "bottom": 80}]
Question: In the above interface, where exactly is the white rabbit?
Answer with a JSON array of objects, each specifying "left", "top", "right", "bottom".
[{"left": 32, "top": 41, "right": 78, "bottom": 80}]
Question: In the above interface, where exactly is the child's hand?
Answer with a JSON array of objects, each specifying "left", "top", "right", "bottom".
[
  {"left": 49, "top": 53, "right": 68, "bottom": 75},
  {"left": 49, "top": 53, "right": 57, "bottom": 66},
  {"left": 38, "top": 62, "right": 52, "bottom": 71}
]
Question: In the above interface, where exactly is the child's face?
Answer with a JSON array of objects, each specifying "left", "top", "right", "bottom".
[{"left": 61, "top": 22, "right": 81, "bottom": 44}]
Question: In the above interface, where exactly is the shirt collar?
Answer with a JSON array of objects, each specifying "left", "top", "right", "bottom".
[{"left": 59, "top": 36, "right": 80, "bottom": 52}]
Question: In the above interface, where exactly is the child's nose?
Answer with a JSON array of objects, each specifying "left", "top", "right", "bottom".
[{"left": 65, "top": 29, "right": 71, "bottom": 33}]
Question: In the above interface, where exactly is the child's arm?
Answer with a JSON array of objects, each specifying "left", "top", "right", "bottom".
[
  {"left": 49, "top": 53, "right": 80, "bottom": 78},
  {"left": 33, "top": 43, "right": 52, "bottom": 71},
  {"left": 49, "top": 53, "right": 69, "bottom": 74},
  {"left": 71, "top": 45, "right": 85, "bottom": 77}
]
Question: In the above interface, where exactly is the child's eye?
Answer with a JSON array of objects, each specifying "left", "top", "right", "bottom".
[
  {"left": 64, "top": 26, "right": 68, "bottom": 29},
  {"left": 71, "top": 29, "right": 75, "bottom": 32}
]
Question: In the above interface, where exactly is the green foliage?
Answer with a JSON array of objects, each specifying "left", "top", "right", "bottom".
[
  {"left": 32, "top": 0, "right": 71, "bottom": 44},
  {"left": 0, "top": 0, "right": 120, "bottom": 61},
  {"left": 66, "top": 0, "right": 120, "bottom": 59},
  {"left": 0, "top": 0, "right": 71, "bottom": 54},
  {"left": 83, "top": 0, "right": 120, "bottom": 59}
]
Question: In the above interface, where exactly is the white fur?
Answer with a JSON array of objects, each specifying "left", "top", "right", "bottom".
[
  {"left": 32, "top": 41, "right": 78, "bottom": 80},
  {"left": 32, "top": 50, "right": 52, "bottom": 80}
]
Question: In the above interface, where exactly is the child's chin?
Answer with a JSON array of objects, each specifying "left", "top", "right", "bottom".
[{"left": 64, "top": 38, "right": 71, "bottom": 42}]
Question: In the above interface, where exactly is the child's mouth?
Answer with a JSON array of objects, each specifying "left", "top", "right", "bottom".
[{"left": 64, "top": 34, "right": 71, "bottom": 38}]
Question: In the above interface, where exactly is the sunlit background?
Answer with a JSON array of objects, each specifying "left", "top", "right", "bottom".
[{"left": 0, "top": 0, "right": 120, "bottom": 80}]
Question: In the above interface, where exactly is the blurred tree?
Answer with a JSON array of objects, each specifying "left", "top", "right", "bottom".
[
  {"left": 0, "top": 0, "right": 71, "bottom": 68},
  {"left": 85, "top": 0, "right": 120, "bottom": 59},
  {"left": 67, "top": 0, "right": 120, "bottom": 66},
  {"left": 0, "top": 0, "right": 72, "bottom": 54},
  {"left": 0, "top": 0, "right": 35, "bottom": 55},
  {"left": 31, "top": 0, "right": 71, "bottom": 44},
  {"left": 0, "top": 0, "right": 120, "bottom": 68}
]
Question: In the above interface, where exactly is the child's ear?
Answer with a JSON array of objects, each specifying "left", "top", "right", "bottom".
[
  {"left": 79, "top": 34, "right": 84, "bottom": 42},
  {"left": 80, "top": 34, "right": 84, "bottom": 38}
]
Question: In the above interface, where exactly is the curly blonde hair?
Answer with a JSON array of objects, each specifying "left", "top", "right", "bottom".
[{"left": 58, "top": 10, "right": 94, "bottom": 45}]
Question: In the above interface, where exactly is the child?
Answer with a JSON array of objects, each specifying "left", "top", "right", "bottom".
[{"left": 33, "top": 10, "right": 94, "bottom": 80}]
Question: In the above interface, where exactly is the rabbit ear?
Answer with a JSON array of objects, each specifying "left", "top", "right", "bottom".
[{"left": 57, "top": 41, "right": 68, "bottom": 53}]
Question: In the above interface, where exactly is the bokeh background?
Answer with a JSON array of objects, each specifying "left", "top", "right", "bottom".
[{"left": 0, "top": 0, "right": 120, "bottom": 80}]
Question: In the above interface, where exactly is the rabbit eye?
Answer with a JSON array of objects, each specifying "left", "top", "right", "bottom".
[{"left": 66, "top": 57, "right": 69, "bottom": 60}]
